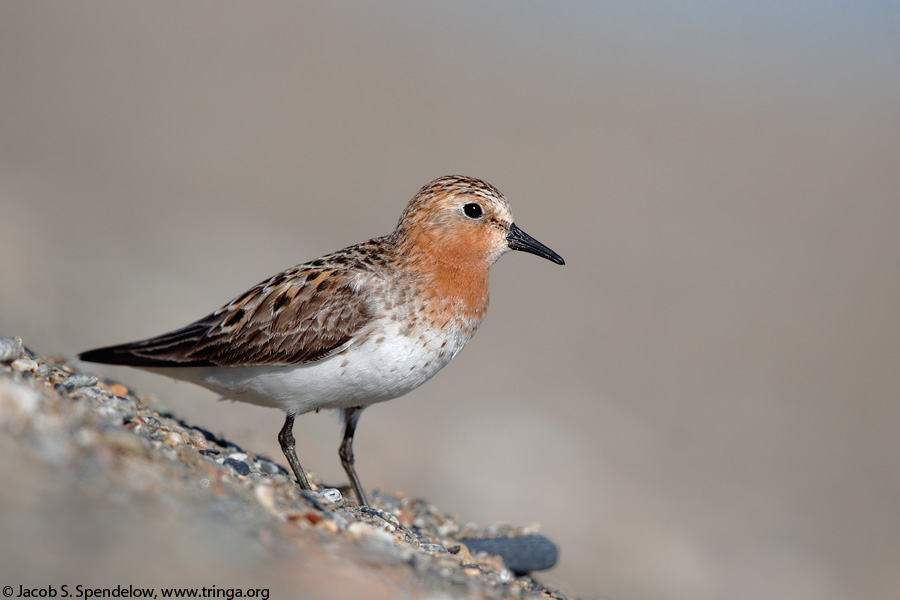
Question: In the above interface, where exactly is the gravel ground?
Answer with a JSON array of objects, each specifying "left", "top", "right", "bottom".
[{"left": 0, "top": 338, "right": 570, "bottom": 600}]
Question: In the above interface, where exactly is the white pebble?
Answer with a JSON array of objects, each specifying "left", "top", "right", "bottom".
[
  {"left": 346, "top": 522, "right": 373, "bottom": 539},
  {"left": 312, "top": 488, "right": 343, "bottom": 504},
  {"left": 11, "top": 357, "right": 37, "bottom": 372},
  {"left": 254, "top": 484, "right": 278, "bottom": 514},
  {"left": 164, "top": 431, "right": 183, "bottom": 447}
]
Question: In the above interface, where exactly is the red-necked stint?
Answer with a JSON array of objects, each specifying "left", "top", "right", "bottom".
[{"left": 80, "top": 175, "right": 565, "bottom": 505}]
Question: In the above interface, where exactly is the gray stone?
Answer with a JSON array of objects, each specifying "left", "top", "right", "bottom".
[
  {"left": 64, "top": 374, "right": 99, "bottom": 388},
  {"left": 223, "top": 458, "right": 250, "bottom": 476},
  {"left": 461, "top": 534, "right": 559, "bottom": 575},
  {"left": 0, "top": 337, "right": 23, "bottom": 363}
]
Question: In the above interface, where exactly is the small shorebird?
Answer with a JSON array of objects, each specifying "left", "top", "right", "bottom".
[{"left": 80, "top": 175, "right": 564, "bottom": 505}]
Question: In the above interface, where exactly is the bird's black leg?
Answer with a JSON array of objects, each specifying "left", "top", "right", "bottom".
[
  {"left": 278, "top": 412, "right": 311, "bottom": 490},
  {"left": 339, "top": 406, "right": 367, "bottom": 505}
]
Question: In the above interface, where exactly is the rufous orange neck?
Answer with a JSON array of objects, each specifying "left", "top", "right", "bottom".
[{"left": 395, "top": 228, "right": 491, "bottom": 323}]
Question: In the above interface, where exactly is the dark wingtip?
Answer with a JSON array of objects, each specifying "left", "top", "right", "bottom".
[
  {"left": 78, "top": 347, "right": 119, "bottom": 364},
  {"left": 79, "top": 345, "right": 213, "bottom": 367},
  {"left": 79, "top": 345, "right": 149, "bottom": 366}
]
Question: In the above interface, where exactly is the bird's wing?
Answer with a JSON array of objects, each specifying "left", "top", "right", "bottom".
[{"left": 79, "top": 264, "right": 375, "bottom": 367}]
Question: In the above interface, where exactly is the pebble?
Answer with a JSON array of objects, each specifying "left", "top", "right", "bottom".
[
  {"left": 138, "top": 414, "right": 162, "bottom": 433},
  {"left": 72, "top": 386, "right": 100, "bottom": 399},
  {"left": 0, "top": 337, "right": 23, "bottom": 363},
  {"left": 164, "top": 430, "right": 184, "bottom": 447},
  {"left": 256, "top": 457, "right": 282, "bottom": 475},
  {"left": 63, "top": 373, "right": 99, "bottom": 389},
  {"left": 254, "top": 484, "right": 278, "bottom": 514},
  {"left": 188, "top": 429, "right": 209, "bottom": 450},
  {"left": 108, "top": 383, "right": 130, "bottom": 396},
  {"left": 304, "top": 511, "right": 324, "bottom": 525},
  {"left": 223, "top": 458, "right": 250, "bottom": 476},
  {"left": 311, "top": 488, "right": 343, "bottom": 504},
  {"left": 345, "top": 522, "right": 372, "bottom": 540},
  {"left": 346, "top": 522, "right": 396, "bottom": 550},
  {"left": 11, "top": 357, "right": 38, "bottom": 373},
  {"left": 367, "top": 506, "right": 401, "bottom": 529},
  {"left": 321, "top": 519, "right": 340, "bottom": 534},
  {"left": 460, "top": 534, "right": 559, "bottom": 575}
]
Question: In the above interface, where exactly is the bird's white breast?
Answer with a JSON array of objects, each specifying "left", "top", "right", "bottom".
[{"left": 148, "top": 317, "right": 473, "bottom": 414}]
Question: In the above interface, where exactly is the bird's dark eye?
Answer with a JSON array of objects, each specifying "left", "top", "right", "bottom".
[{"left": 463, "top": 203, "right": 483, "bottom": 219}]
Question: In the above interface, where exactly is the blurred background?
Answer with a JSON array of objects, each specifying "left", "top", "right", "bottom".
[{"left": 2, "top": 2, "right": 899, "bottom": 599}]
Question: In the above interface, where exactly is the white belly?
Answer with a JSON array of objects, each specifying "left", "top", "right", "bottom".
[{"left": 147, "top": 320, "right": 472, "bottom": 414}]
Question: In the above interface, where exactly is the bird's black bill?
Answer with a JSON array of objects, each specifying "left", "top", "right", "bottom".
[{"left": 507, "top": 223, "right": 565, "bottom": 265}]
